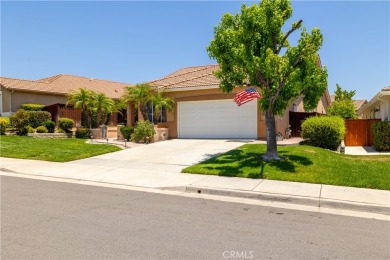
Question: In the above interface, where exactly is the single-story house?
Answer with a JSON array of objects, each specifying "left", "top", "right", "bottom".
[
  {"left": 0, "top": 74, "right": 132, "bottom": 124},
  {"left": 126, "top": 64, "right": 331, "bottom": 139},
  {"left": 360, "top": 86, "right": 390, "bottom": 121}
]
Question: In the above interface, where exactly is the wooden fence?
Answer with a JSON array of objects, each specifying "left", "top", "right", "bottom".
[
  {"left": 59, "top": 107, "right": 82, "bottom": 126},
  {"left": 44, "top": 103, "right": 124, "bottom": 127},
  {"left": 344, "top": 119, "right": 380, "bottom": 146},
  {"left": 289, "top": 111, "right": 321, "bottom": 137}
]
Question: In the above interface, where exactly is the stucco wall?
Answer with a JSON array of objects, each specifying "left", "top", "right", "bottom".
[
  {"left": 0, "top": 88, "right": 67, "bottom": 115},
  {"left": 126, "top": 87, "right": 329, "bottom": 140},
  {"left": 362, "top": 100, "right": 390, "bottom": 121},
  {"left": 154, "top": 87, "right": 276, "bottom": 139}
]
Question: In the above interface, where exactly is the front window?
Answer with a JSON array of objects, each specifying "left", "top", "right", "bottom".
[{"left": 146, "top": 101, "right": 167, "bottom": 124}]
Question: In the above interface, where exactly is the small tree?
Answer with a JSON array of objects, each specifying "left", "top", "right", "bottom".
[
  {"left": 149, "top": 90, "right": 175, "bottom": 124},
  {"left": 66, "top": 88, "right": 94, "bottom": 128},
  {"left": 123, "top": 83, "right": 152, "bottom": 121},
  {"left": 334, "top": 84, "right": 355, "bottom": 101},
  {"left": 207, "top": 0, "right": 327, "bottom": 160},
  {"left": 91, "top": 92, "right": 114, "bottom": 126},
  {"left": 327, "top": 84, "right": 357, "bottom": 119},
  {"left": 327, "top": 100, "right": 357, "bottom": 119}
]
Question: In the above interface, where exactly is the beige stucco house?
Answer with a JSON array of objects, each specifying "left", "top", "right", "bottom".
[
  {"left": 360, "top": 86, "right": 390, "bottom": 121},
  {"left": 126, "top": 64, "right": 331, "bottom": 140},
  {"left": 0, "top": 74, "right": 131, "bottom": 117}
]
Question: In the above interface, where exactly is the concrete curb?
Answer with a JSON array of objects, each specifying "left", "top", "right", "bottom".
[{"left": 173, "top": 186, "right": 390, "bottom": 215}]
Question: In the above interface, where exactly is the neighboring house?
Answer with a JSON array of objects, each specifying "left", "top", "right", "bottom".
[
  {"left": 329, "top": 94, "right": 367, "bottom": 118},
  {"left": 126, "top": 64, "right": 331, "bottom": 139},
  {"left": 360, "top": 86, "right": 390, "bottom": 121},
  {"left": 0, "top": 74, "right": 131, "bottom": 122}
]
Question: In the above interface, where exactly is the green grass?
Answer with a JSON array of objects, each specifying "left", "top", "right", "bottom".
[
  {"left": 182, "top": 144, "right": 390, "bottom": 190},
  {"left": 0, "top": 135, "right": 121, "bottom": 162}
]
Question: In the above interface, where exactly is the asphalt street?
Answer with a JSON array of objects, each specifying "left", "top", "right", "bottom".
[{"left": 1, "top": 176, "right": 390, "bottom": 260}]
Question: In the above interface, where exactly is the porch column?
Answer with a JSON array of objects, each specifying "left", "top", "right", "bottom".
[{"left": 127, "top": 102, "right": 136, "bottom": 126}]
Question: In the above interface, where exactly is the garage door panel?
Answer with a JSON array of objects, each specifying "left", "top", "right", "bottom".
[{"left": 178, "top": 99, "right": 257, "bottom": 139}]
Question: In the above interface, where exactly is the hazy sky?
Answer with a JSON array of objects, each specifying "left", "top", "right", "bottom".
[{"left": 1, "top": 1, "right": 389, "bottom": 100}]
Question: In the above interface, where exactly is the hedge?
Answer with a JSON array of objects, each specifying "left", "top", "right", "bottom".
[
  {"left": 0, "top": 117, "right": 10, "bottom": 135},
  {"left": 21, "top": 104, "right": 45, "bottom": 111},
  {"left": 373, "top": 121, "right": 390, "bottom": 151},
  {"left": 20, "top": 125, "right": 34, "bottom": 135},
  {"left": 75, "top": 128, "right": 91, "bottom": 139},
  {"left": 10, "top": 109, "right": 30, "bottom": 130},
  {"left": 10, "top": 109, "right": 51, "bottom": 129},
  {"left": 27, "top": 111, "right": 52, "bottom": 128},
  {"left": 120, "top": 125, "right": 134, "bottom": 141},
  {"left": 58, "top": 118, "right": 74, "bottom": 132},
  {"left": 131, "top": 121, "right": 155, "bottom": 143},
  {"left": 36, "top": 125, "right": 48, "bottom": 133},
  {"left": 42, "top": 120, "right": 55, "bottom": 133},
  {"left": 301, "top": 116, "right": 346, "bottom": 150}
]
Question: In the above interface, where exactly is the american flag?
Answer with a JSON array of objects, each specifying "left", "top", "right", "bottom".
[{"left": 233, "top": 87, "right": 261, "bottom": 106}]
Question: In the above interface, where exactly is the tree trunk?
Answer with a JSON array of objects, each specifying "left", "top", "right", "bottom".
[
  {"left": 139, "top": 103, "right": 149, "bottom": 122},
  {"left": 82, "top": 109, "right": 91, "bottom": 129},
  {"left": 263, "top": 111, "right": 280, "bottom": 160}
]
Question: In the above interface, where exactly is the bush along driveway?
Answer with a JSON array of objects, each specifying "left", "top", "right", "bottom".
[
  {"left": 182, "top": 144, "right": 390, "bottom": 190},
  {"left": 0, "top": 136, "right": 121, "bottom": 162}
]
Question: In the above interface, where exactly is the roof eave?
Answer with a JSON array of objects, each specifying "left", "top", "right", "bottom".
[{"left": 162, "top": 85, "right": 220, "bottom": 92}]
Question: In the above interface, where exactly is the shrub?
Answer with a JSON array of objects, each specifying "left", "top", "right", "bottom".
[
  {"left": 75, "top": 128, "right": 91, "bottom": 139},
  {"left": 21, "top": 104, "right": 45, "bottom": 111},
  {"left": 42, "top": 120, "right": 55, "bottom": 133},
  {"left": 0, "top": 117, "right": 10, "bottom": 135},
  {"left": 326, "top": 100, "right": 357, "bottom": 119},
  {"left": 373, "top": 121, "right": 390, "bottom": 151},
  {"left": 36, "top": 125, "right": 48, "bottom": 133},
  {"left": 19, "top": 125, "right": 34, "bottom": 135},
  {"left": 10, "top": 109, "right": 30, "bottom": 130},
  {"left": 58, "top": 118, "right": 74, "bottom": 132},
  {"left": 27, "top": 111, "right": 52, "bottom": 128},
  {"left": 301, "top": 116, "right": 345, "bottom": 150},
  {"left": 131, "top": 121, "right": 155, "bottom": 143},
  {"left": 120, "top": 125, "right": 134, "bottom": 141}
]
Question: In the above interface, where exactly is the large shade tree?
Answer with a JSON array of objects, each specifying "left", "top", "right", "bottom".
[{"left": 207, "top": 0, "right": 328, "bottom": 160}]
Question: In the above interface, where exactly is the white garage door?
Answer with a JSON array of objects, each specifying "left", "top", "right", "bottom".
[{"left": 178, "top": 99, "right": 257, "bottom": 139}]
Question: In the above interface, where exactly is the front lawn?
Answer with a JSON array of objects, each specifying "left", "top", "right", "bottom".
[
  {"left": 182, "top": 144, "right": 390, "bottom": 190},
  {"left": 0, "top": 136, "right": 121, "bottom": 162}
]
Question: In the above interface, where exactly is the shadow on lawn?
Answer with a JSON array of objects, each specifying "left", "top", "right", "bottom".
[{"left": 200, "top": 149, "right": 313, "bottom": 179}]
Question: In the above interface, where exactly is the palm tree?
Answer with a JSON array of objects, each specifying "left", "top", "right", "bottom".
[
  {"left": 91, "top": 92, "right": 115, "bottom": 126},
  {"left": 149, "top": 90, "right": 175, "bottom": 124},
  {"left": 123, "top": 83, "right": 152, "bottom": 121},
  {"left": 66, "top": 88, "right": 93, "bottom": 128}
]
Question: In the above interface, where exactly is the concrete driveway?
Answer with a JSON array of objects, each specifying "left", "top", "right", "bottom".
[{"left": 70, "top": 139, "right": 251, "bottom": 174}]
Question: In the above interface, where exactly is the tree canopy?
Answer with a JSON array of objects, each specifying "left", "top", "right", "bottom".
[
  {"left": 334, "top": 84, "right": 356, "bottom": 101},
  {"left": 123, "top": 83, "right": 153, "bottom": 121},
  {"left": 207, "top": 0, "right": 328, "bottom": 160},
  {"left": 327, "top": 84, "right": 357, "bottom": 119}
]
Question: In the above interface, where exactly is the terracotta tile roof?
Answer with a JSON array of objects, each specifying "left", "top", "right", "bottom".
[
  {"left": 0, "top": 74, "right": 132, "bottom": 99},
  {"left": 353, "top": 99, "right": 367, "bottom": 111},
  {"left": 149, "top": 65, "right": 220, "bottom": 89}
]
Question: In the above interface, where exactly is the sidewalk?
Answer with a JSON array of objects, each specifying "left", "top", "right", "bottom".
[
  {"left": 1, "top": 156, "right": 389, "bottom": 217},
  {"left": 345, "top": 146, "right": 390, "bottom": 156}
]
